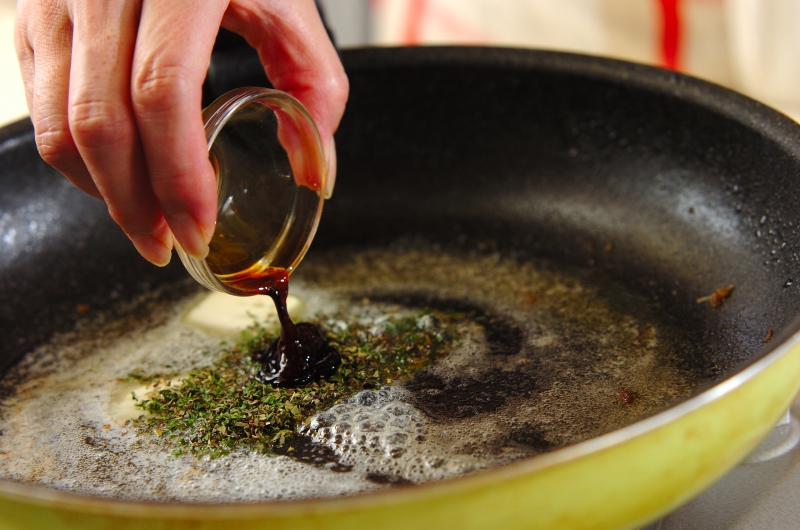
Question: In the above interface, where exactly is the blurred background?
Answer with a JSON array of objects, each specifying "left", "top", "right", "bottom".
[
  {"left": 0, "top": 0, "right": 23, "bottom": 126},
  {"left": 2, "top": 0, "right": 800, "bottom": 126}
]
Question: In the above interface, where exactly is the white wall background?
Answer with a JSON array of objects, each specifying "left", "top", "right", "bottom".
[
  {"left": 0, "top": 0, "right": 27, "bottom": 127},
  {"left": 2, "top": 1, "right": 800, "bottom": 126}
]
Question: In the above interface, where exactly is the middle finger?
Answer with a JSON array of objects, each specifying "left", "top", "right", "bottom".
[{"left": 131, "top": 0, "right": 229, "bottom": 261}]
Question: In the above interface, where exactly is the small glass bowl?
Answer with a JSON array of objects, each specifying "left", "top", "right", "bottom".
[{"left": 175, "top": 87, "right": 327, "bottom": 296}]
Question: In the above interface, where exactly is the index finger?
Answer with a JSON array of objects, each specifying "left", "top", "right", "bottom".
[{"left": 130, "top": 0, "right": 229, "bottom": 260}]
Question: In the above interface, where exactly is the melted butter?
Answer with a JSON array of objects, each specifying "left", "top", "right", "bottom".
[
  {"left": 0, "top": 248, "right": 702, "bottom": 503},
  {"left": 110, "top": 290, "right": 305, "bottom": 423},
  {"left": 182, "top": 291, "right": 303, "bottom": 336},
  {"left": 109, "top": 376, "right": 187, "bottom": 424}
]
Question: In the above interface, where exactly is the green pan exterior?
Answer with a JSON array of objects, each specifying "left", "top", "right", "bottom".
[{"left": 1, "top": 334, "right": 799, "bottom": 530}]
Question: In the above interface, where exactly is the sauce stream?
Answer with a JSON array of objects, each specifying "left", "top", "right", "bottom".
[{"left": 226, "top": 269, "right": 340, "bottom": 386}]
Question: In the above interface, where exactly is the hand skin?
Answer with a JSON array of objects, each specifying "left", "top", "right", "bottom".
[{"left": 14, "top": 0, "right": 348, "bottom": 266}]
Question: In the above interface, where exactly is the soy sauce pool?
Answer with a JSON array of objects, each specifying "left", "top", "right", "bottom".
[
  {"left": 0, "top": 247, "right": 713, "bottom": 502},
  {"left": 224, "top": 268, "right": 340, "bottom": 386}
]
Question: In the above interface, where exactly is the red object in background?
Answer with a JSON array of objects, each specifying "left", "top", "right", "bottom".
[
  {"left": 402, "top": 0, "right": 683, "bottom": 68},
  {"left": 658, "top": 0, "right": 682, "bottom": 70},
  {"left": 404, "top": 0, "right": 427, "bottom": 45}
]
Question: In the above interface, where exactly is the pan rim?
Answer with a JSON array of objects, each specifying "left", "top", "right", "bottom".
[
  {"left": 339, "top": 45, "right": 800, "bottom": 162},
  {"left": 2, "top": 45, "right": 800, "bottom": 517}
]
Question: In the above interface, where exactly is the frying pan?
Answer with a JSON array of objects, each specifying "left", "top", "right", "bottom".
[{"left": 1, "top": 46, "right": 800, "bottom": 529}]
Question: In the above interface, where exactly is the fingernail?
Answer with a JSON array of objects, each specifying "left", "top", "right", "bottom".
[
  {"left": 129, "top": 233, "right": 173, "bottom": 267},
  {"left": 323, "top": 137, "right": 337, "bottom": 199},
  {"left": 167, "top": 212, "right": 210, "bottom": 260}
]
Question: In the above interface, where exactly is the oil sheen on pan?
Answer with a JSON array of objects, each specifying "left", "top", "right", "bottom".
[{"left": 0, "top": 245, "right": 711, "bottom": 503}]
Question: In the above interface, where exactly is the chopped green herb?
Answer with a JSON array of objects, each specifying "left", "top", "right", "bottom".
[{"left": 131, "top": 311, "right": 460, "bottom": 458}]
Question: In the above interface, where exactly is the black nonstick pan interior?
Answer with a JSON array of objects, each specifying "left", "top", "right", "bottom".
[{"left": 1, "top": 46, "right": 800, "bottom": 447}]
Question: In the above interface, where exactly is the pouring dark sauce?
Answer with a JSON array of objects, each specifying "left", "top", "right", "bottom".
[{"left": 225, "top": 268, "right": 340, "bottom": 387}]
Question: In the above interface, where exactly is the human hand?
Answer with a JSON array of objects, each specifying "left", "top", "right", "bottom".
[{"left": 15, "top": 0, "right": 348, "bottom": 266}]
